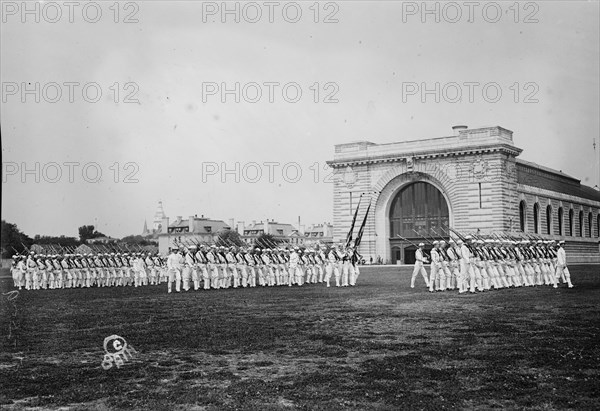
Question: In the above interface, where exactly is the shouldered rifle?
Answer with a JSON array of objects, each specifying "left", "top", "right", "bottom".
[
  {"left": 445, "top": 226, "right": 476, "bottom": 253},
  {"left": 412, "top": 228, "right": 435, "bottom": 247},
  {"left": 397, "top": 235, "right": 430, "bottom": 260}
]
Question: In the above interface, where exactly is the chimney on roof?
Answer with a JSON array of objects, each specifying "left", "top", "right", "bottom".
[
  {"left": 237, "top": 221, "right": 245, "bottom": 233},
  {"left": 452, "top": 125, "right": 468, "bottom": 136}
]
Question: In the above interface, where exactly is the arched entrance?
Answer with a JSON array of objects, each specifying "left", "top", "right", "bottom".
[{"left": 388, "top": 181, "right": 450, "bottom": 264}]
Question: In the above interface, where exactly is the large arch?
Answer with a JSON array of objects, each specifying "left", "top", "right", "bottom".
[{"left": 374, "top": 171, "right": 453, "bottom": 264}]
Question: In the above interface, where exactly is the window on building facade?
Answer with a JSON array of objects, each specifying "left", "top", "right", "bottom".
[
  {"left": 588, "top": 212, "right": 592, "bottom": 238},
  {"left": 597, "top": 214, "right": 600, "bottom": 238},
  {"left": 569, "top": 209, "right": 574, "bottom": 236},
  {"left": 579, "top": 211, "right": 583, "bottom": 237},
  {"left": 533, "top": 203, "right": 540, "bottom": 234},
  {"left": 546, "top": 205, "right": 552, "bottom": 235},
  {"left": 519, "top": 200, "right": 526, "bottom": 232},
  {"left": 558, "top": 207, "right": 563, "bottom": 236},
  {"left": 389, "top": 182, "right": 449, "bottom": 238}
]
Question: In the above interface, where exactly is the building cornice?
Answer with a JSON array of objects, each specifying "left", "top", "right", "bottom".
[{"left": 327, "top": 143, "right": 522, "bottom": 168}]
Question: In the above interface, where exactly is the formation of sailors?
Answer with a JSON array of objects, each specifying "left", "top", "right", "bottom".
[
  {"left": 10, "top": 251, "right": 166, "bottom": 290},
  {"left": 411, "top": 236, "right": 574, "bottom": 293},
  {"left": 9, "top": 243, "right": 363, "bottom": 292},
  {"left": 164, "top": 244, "right": 362, "bottom": 293}
]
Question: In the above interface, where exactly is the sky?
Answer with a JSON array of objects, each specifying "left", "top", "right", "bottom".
[{"left": 1, "top": 0, "right": 599, "bottom": 238}]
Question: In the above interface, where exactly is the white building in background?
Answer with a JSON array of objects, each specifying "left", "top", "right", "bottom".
[
  {"left": 142, "top": 201, "right": 167, "bottom": 238},
  {"left": 157, "top": 214, "right": 230, "bottom": 254},
  {"left": 302, "top": 223, "right": 334, "bottom": 246},
  {"left": 240, "top": 219, "right": 296, "bottom": 245}
]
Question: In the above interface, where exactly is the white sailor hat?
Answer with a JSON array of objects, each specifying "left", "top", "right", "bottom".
[
  {"left": 558, "top": 240, "right": 565, "bottom": 245},
  {"left": 418, "top": 242, "right": 425, "bottom": 247},
  {"left": 433, "top": 240, "right": 439, "bottom": 245},
  {"left": 457, "top": 239, "right": 464, "bottom": 245},
  {"left": 448, "top": 238, "right": 455, "bottom": 243}
]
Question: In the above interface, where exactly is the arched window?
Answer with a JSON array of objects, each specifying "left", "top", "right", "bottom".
[
  {"left": 558, "top": 207, "right": 563, "bottom": 236},
  {"left": 569, "top": 209, "right": 574, "bottom": 236},
  {"left": 579, "top": 211, "right": 583, "bottom": 237},
  {"left": 546, "top": 205, "right": 552, "bottom": 235},
  {"left": 588, "top": 212, "right": 593, "bottom": 238},
  {"left": 533, "top": 203, "right": 540, "bottom": 234},
  {"left": 389, "top": 182, "right": 449, "bottom": 238},
  {"left": 519, "top": 200, "right": 526, "bottom": 232}
]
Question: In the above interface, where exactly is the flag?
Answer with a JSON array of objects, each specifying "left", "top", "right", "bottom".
[
  {"left": 354, "top": 198, "right": 372, "bottom": 248},
  {"left": 345, "top": 194, "right": 362, "bottom": 247}
]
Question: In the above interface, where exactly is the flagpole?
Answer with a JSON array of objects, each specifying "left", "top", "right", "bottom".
[{"left": 345, "top": 193, "right": 363, "bottom": 247}]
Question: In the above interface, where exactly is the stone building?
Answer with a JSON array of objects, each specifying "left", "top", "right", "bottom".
[
  {"left": 240, "top": 220, "right": 296, "bottom": 245},
  {"left": 303, "top": 223, "right": 334, "bottom": 247},
  {"left": 157, "top": 215, "right": 230, "bottom": 254},
  {"left": 328, "top": 125, "right": 600, "bottom": 264}
]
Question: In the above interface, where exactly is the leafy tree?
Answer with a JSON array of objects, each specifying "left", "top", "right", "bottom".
[
  {"left": 120, "top": 235, "right": 158, "bottom": 246},
  {"left": 33, "top": 235, "right": 80, "bottom": 247},
  {"left": 78, "top": 225, "right": 106, "bottom": 243},
  {"left": 1, "top": 220, "right": 33, "bottom": 258}
]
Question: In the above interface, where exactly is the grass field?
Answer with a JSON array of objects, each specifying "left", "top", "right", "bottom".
[{"left": 1, "top": 265, "right": 599, "bottom": 410}]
